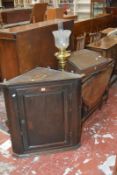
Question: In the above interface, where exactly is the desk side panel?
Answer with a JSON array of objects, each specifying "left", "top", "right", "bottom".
[
  {"left": 16, "top": 20, "right": 74, "bottom": 73},
  {"left": 0, "top": 39, "right": 19, "bottom": 80}
]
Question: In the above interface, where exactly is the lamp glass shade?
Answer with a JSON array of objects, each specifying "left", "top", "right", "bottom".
[{"left": 52, "top": 30, "right": 71, "bottom": 50}]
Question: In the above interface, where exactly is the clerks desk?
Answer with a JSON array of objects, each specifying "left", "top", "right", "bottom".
[{"left": 65, "top": 49, "right": 114, "bottom": 121}]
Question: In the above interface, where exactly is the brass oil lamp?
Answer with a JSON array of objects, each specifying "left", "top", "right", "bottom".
[{"left": 52, "top": 23, "right": 71, "bottom": 70}]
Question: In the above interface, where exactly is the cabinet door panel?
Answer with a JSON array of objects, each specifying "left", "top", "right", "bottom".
[{"left": 16, "top": 83, "right": 72, "bottom": 151}]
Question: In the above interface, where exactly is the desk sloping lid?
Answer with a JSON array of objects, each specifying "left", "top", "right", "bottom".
[
  {"left": 87, "top": 36, "right": 117, "bottom": 50},
  {"left": 68, "top": 49, "right": 111, "bottom": 71}
]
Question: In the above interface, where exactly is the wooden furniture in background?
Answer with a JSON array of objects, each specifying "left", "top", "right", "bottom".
[
  {"left": 76, "top": 34, "right": 86, "bottom": 51},
  {"left": 105, "top": 6, "right": 117, "bottom": 14},
  {"left": 105, "top": 7, "right": 117, "bottom": 26},
  {"left": 2, "top": 67, "right": 82, "bottom": 155},
  {"left": 89, "top": 32, "right": 101, "bottom": 43},
  {"left": 30, "top": 3, "right": 48, "bottom": 23},
  {"left": 46, "top": 7, "right": 63, "bottom": 20},
  {"left": 65, "top": 49, "right": 114, "bottom": 120},
  {"left": 0, "top": 19, "right": 74, "bottom": 80},
  {"left": 87, "top": 35, "right": 117, "bottom": 59},
  {"left": 87, "top": 35, "right": 117, "bottom": 83},
  {"left": 46, "top": 7, "right": 77, "bottom": 21},
  {"left": 2, "top": 0, "right": 14, "bottom": 8},
  {"left": 0, "top": 7, "right": 32, "bottom": 24},
  {"left": 111, "top": 0, "right": 117, "bottom": 6},
  {"left": 74, "top": 13, "right": 114, "bottom": 36},
  {"left": 73, "top": 13, "right": 115, "bottom": 47},
  {"left": 0, "top": 13, "right": 116, "bottom": 81}
]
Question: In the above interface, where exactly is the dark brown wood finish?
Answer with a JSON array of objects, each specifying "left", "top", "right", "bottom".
[
  {"left": 87, "top": 35, "right": 117, "bottom": 83},
  {"left": 73, "top": 14, "right": 115, "bottom": 48},
  {"left": 2, "top": 67, "right": 82, "bottom": 155},
  {"left": 65, "top": 49, "right": 114, "bottom": 120},
  {"left": 0, "top": 7, "right": 32, "bottom": 24},
  {"left": 105, "top": 7, "right": 117, "bottom": 14},
  {"left": 100, "top": 27, "right": 115, "bottom": 37},
  {"left": 30, "top": 3, "right": 48, "bottom": 23},
  {"left": 2, "top": 0, "right": 14, "bottom": 8},
  {"left": 74, "top": 14, "right": 114, "bottom": 35},
  {"left": 105, "top": 7, "right": 117, "bottom": 27},
  {"left": 111, "top": 0, "right": 117, "bottom": 6},
  {"left": 87, "top": 35, "right": 117, "bottom": 62},
  {"left": 0, "top": 19, "right": 74, "bottom": 80},
  {"left": 0, "top": 13, "right": 116, "bottom": 81}
]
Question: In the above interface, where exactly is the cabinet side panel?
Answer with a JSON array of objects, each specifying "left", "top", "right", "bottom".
[
  {"left": 2, "top": 87, "right": 25, "bottom": 154},
  {"left": 69, "top": 80, "right": 82, "bottom": 145}
]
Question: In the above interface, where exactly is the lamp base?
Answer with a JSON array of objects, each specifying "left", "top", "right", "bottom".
[{"left": 55, "top": 50, "right": 71, "bottom": 70}]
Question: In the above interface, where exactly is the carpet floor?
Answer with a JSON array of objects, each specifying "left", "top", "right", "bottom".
[{"left": 0, "top": 85, "right": 117, "bottom": 175}]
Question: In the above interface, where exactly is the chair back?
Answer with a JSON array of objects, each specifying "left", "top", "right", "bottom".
[
  {"left": 89, "top": 32, "right": 101, "bottom": 43},
  {"left": 76, "top": 33, "right": 86, "bottom": 50},
  {"left": 30, "top": 3, "right": 48, "bottom": 23}
]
